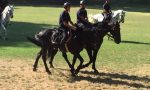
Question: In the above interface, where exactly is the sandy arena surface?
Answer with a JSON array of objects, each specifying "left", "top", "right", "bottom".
[{"left": 0, "top": 59, "right": 149, "bottom": 90}]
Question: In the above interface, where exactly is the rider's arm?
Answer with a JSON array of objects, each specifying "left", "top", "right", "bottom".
[
  {"left": 69, "top": 21, "right": 74, "bottom": 26},
  {"left": 68, "top": 14, "right": 74, "bottom": 26},
  {"left": 68, "top": 14, "right": 76, "bottom": 30},
  {"left": 78, "top": 10, "right": 88, "bottom": 22},
  {"left": 63, "top": 21, "right": 76, "bottom": 30}
]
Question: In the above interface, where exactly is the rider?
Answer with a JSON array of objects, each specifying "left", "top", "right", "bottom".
[
  {"left": 102, "top": 0, "right": 112, "bottom": 26},
  {"left": 77, "top": 0, "right": 92, "bottom": 29},
  {"left": 52, "top": 2, "right": 76, "bottom": 46}
]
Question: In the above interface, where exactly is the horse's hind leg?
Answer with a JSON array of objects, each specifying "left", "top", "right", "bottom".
[
  {"left": 75, "top": 54, "right": 84, "bottom": 75},
  {"left": 33, "top": 49, "right": 42, "bottom": 71},
  {"left": 49, "top": 49, "right": 58, "bottom": 68},
  {"left": 42, "top": 48, "right": 51, "bottom": 74}
]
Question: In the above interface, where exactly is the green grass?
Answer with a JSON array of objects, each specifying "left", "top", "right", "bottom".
[{"left": 0, "top": 6, "right": 150, "bottom": 71}]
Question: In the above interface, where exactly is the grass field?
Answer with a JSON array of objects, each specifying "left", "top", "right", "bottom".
[{"left": 0, "top": 6, "right": 150, "bottom": 90}]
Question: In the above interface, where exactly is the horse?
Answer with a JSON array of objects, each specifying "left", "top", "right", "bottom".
[
  {"left": 89, "top": 9, "right": 126, "bottom": 24},
  {"left": 27, "top": 22, "right": 121, "bottom": 76},
  {"left": 0, "top": 4, "right": 14, "bottom": 40},
  {"left": 27, "top": 26, "right": 97, "bottom": 76},
  {"left": 80, "top": 22, "right": 121, "bottom": 73},
  {"left": 89, "top": 9, "right": 126, "bottom": 40}
]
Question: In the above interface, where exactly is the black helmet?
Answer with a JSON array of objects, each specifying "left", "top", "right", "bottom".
[
  {"left": 80, "top": 0, "right": 86, "bottom": 5},
  {"left": 64, "top": 2, "right": 71, "bottom": 8}
]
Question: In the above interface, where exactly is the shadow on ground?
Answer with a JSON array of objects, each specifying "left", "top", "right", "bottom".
[
  {"left": 54, "top": 67, "right": 150, "bottom": 89},
  {"left": 122, "top": 40, "right": 150, "bottom": 46},
  {"left": 0, "top": 21, "right": 58, "bottom": 47},
  {"left": 72, "top": 71, "right": 150, "bottom": 89}
]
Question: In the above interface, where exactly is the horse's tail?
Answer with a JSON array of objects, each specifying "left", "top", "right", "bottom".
[{"left": 26, "top": 36, "right": 43, "bottom": 47}]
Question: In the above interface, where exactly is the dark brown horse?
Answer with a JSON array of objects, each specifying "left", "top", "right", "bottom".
[
  {"left": 27, "top": 22, "right": 121, "bottom": 76},
  {"left": 27, "top": 25, "right": 97, "bottom": 76}
]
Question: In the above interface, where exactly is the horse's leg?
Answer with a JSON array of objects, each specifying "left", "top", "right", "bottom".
[
  {"left": 42, "top": 48, "right": 51, "bottom": 74},
  {"left": 0, "top": 25, "right": 2, "bottom": 39},
  {"left": 62, "top": 52, "right": 75, "bottom": 76},
  {"left": 49, "top": 49, "right": 58, "bottom": 68},
  {"left": 1, "top": 24, "right": 7, "bottom": 40},
  {"left": 92, "top": 49, "right": 99, "bottom": 73},
  {"left": 72, "top": 55, "right": 77, "bottom": 68},
  {"left": 82, "top": 47, "right": 93, "bottom": 68},
  {"left": 33, "top": 49, "right": 42, "bottom": 71},
  {"left": 75, "top": 54, "right": 84, "bottom": 75}
]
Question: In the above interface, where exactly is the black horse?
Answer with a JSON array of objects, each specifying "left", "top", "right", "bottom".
[
  {"left": 27, "top": 22, "right": 121, "bottom": 76},
  {"left": 27, "top": 25, "right": 98, "bottom": 76},
  {"left": 27, "top": 28, "right": 58, "bottom": 74},
  {"left": 77, "top": 22, "right": 121, "bottom": 73}
]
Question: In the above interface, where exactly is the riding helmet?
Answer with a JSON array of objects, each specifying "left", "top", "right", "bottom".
[
  {"left": 64, "top": 2, "right": 71, "bottom": 8},
  {"left": 80, "top": 0, "right": 86, "bottom": 5}
]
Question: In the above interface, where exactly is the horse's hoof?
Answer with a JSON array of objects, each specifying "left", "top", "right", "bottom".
[
  {"left": 33, "top": 68, "right": 37, "bottom": 72},
  {"left": 75, "top": 69, "right": 80, "bottom": 75},
  {"left": 94, "top": 70, "right": 99, "bottom": 74},
  {"left": 71, "top": 73, "right": 76, "bottom": 77},
  {"left": 46, "top": 70, "right": 52, "bottom": 75},
  {"left": 80, "top": 65, "right": 86, "bottom": 69},
  {"left": 50, "top": 65, "right": 54, "bottom": 68}
]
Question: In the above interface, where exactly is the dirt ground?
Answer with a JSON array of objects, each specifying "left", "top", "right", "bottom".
[{"left": 0, "top": 59, "right": 149, "bottom": 90}]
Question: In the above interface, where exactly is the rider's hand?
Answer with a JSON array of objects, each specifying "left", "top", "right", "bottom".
[{"left": 71, "top": 26, "right": 77, "bottom": 30}]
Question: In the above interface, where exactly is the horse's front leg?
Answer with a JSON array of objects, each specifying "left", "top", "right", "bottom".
[
  {"left": 92, "top": 49, "right": 99, "bottom": 73},
  {"left": 72, "top": 55, "right": 77, "bottom": 69},
  {"left": 1, "top": 24, "right": 7, "bottom": 40},
  {"left": 81, "top": 47, "right": 93, "bottom": 69},
  {"left": 62, "top": 52, "right": 75, "bottom": 76}
]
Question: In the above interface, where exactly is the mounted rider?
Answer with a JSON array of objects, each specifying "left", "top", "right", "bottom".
[
  {"left": 52, "top": 2, "right": 76, "bottom": 46},
  {"left": 0, "top": 0, "right": 9, "bottom": 19},
  {"left": 77, "top": 0, "right": 92, "bottom": 29},
  {"left": 102, "top": 0, "right": 112, "bottom": 26}
]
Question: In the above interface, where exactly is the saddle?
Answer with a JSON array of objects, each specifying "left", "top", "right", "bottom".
[{"left": 51, "top": 27, "right": 72, "bottom": 46}]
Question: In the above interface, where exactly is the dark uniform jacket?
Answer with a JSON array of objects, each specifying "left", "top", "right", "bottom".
[
  {"left": 59, "top": 10, "right": 71, "bottom": 30},
  {"left": 77, "top": 8, "right": 87, "bottom": 25}
]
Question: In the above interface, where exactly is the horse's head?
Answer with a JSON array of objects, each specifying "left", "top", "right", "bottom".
[
  {"left": 8, "top": 5, "right": 14, "bottom": 18},
  {"left": 109, "top": 22, "right": 121, "bottom": 44},
  {"left": 118, "top": 10, "right": 126, "bottom": 23}
]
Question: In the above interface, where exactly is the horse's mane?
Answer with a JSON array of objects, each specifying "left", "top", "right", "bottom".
[{"left": 2, "top": 5, "right": 10, "bottom": 14}]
